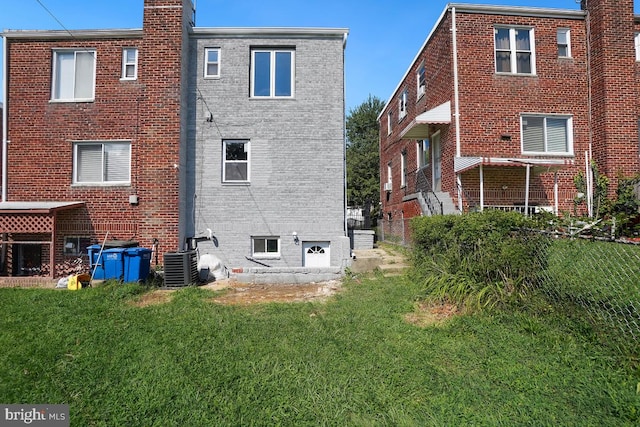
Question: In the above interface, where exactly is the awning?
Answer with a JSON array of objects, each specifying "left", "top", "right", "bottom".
[
  {"left": 399, "top": 101, "right": 451, "bottom": 140},
  {"left": 454, "top": 157, "right": 574, "bottom": 174},
  {"left": 0, "top": 201, "right": 85, "bottom": 214}
]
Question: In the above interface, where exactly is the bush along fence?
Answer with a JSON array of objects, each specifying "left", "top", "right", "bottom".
[{"left": 410, "top": 210, "right": 640, "bottom": 357}]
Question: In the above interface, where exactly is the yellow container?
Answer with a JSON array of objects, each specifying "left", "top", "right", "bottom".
[{"left": 67, "top": 274, "right": 91, "bottom": 291}]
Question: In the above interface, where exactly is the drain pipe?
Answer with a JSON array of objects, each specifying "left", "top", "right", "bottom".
[
  {"left": 2, "top": 34, "right": 8, "bottom": 202},
  {"left": 451, "top": 7, "right": 463, "bottom": 212}
]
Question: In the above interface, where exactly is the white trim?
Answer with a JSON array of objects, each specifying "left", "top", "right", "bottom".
[
  {"left": 557, "top": 28, "right": 571, "bottom": 58},
  {"left": 222, "top": 139, "right": 251, "bottom": 183},
  {"left": 121, "top": 47, "right": 138, "bottom": 81},
  {"left": 252, "top": 236, "right": 281, "bottom": 258},
  {"left": 250, "top": 49, "right": 295, "bottom": 98},
  {"left": 51, "top": 49, "right": 97, "bottom": 102},
  {"left": 203, "top": 47, "right": 221, "bottom": 78},
  {"left": 72, "top": 140, "right": 132, "bottom": 185}
]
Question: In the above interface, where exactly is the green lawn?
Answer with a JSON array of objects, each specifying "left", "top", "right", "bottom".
[{"left": 0, "top": 276, "right": 638, "bottom": 426}]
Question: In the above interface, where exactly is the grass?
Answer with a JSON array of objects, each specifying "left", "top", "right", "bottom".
[{"left": 1, "top": 277, "right": 639, "bottom": 426}]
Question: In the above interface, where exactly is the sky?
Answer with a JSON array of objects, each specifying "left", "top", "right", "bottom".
[{"left": 0, "top": 0, "right": 634, "bottom": 113}]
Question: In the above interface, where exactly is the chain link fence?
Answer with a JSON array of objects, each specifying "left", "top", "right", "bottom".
[{"left": 527, "top": 229, "right": 640, "bottom": 354}]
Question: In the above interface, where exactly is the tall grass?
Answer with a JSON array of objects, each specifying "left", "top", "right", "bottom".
[{"left": 0, "top": 279, "right": 638, "bottom": 425}]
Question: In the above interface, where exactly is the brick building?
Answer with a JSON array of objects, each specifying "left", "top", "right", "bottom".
[
  {"left": 0, "top": 0, "right": 350, "bottom": 280},
  {"left": 378, "top": 0, "right": 640, "bottom": 244}
]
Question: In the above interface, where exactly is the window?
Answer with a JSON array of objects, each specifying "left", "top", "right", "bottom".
[
  {"left": 557, "top": 29, "right": 571, "bottom": 58},
  {"left": 223, "top": 140, "right": 250, "bottom": 183},
  {"left": 251, "top": 49, "right": 294, "bottom": 97},
  {"left": 416, "top": 62, "right": 426, "bottom": 98},
  {"left": 521, "top": 115, "right": 572, "bottom": 155},
  {"left": 73, "top": 141, "right": 131, "bottom": 184},
  {"left": 494, "top": 27, "right": 535, "bottom": 74},
  {"left": 386, "top": 162, "right": 392, "bottom": 188},
  {"left": 400, "top": 151, "right": 407, "bottom": 188},
  {"left": 204, "top": 48, "right": 220, "bottom": 78},
  {"left": 399, "top": 89, "right": 408, "bottom": 120},
  {"left": 121, "top": 48, "right": 138, "bottom": 80},
  {"left": 252, "top": 236, "right": 280, "bottom": 257},
  {"left": 635, "top": 33, "right": 640, "bottom": 61},
  {"left": 52, "top": 49, "right": 96, "bottom": 101},
  {"left": 64, "top": 236, "right": 91, "bottom": 256},
  {"left": 387, "top": 111, "right": 393, "bottom": 135}
]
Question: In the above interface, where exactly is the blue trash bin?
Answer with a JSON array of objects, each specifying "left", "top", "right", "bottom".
[
  {"left": 87, "top": 244, "right": 106, "bottom": 280},
  {"left": 123, "top": 248, "right": 152, "bottom": 283},
  {"left": 102, "top": 248, "right": 126, "bottom": 280}
]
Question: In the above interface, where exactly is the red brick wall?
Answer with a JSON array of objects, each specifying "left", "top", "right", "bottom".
[
  {"left": 4, "top": 0, "right": 190, "bottom": 273},
  {"left": 380, "top": 4, "right": 640, "bottom": 243},
  {"left": 586, "top": 0, "right": 639, "bottom": 190}
]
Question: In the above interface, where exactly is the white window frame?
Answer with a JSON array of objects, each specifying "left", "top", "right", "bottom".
[
  {"left": 204, "top": 47, "right": 220, "bottom": 78},
  {"left": 250, "top": 49, "right": 295, "bottom": 98},
  {"left": 635, "top": 33, "right": 640, "bottom": 62},
  {"left": 387, "top": 111, "right": 393, "bottom": 135},
  {"left": 121, "top": 48, "right": 138, "bottom": 80},
  {"left": 557, "top": 28, "right": 571, "bottom": 58},
  {"left": 387, "top": 162, "right": 392, "bottom": 186},
  {"left": 222, "top": 139, "right": 250, "bottom": 184},
  {"left": 521, "top": 114, "right": 573, "bottom": 155},
  {"left": 416, "top": 62, "right": 426, "bottom": 99},
  {"left": 399, "top": 89, "right": 408, "bottom": 120},
  {"left": 51, "top": 49, "right": 96, "bottom": 102},
  {"left": 494, "top": 27, "right": 536, "bottom": 75},
  {"left": 72, "top": 140, "right": 131, "bottom": 185},
  {"left": 252, "top": 236, "right": 280, "bottom": 258}
]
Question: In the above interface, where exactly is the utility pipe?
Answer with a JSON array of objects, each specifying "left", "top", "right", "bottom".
[
  {"left": 452, "top": 7, "right": 463, "bottom": 212},
  {"left": 2, "top": 34, "right": 8, "bottom": 202}
]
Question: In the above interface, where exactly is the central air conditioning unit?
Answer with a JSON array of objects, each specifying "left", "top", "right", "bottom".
[
  {"left": 163, "top": 251, "right": 198, "bottom": 287},
  {"left": 384, "top": 182, "right": 392, "bottom": 192}
]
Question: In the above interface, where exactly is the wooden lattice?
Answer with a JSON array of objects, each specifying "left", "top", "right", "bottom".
[{"left": 0, "top": 214, "right": 54, "bottom": 234}]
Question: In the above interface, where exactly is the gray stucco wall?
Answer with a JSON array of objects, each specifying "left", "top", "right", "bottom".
[{"left": 185, "top": 30, "right": 349, "bottom": 274}]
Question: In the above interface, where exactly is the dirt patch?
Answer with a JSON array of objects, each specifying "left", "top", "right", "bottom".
[
  {"left": 130, "top": 290, "right": 175, "bottom": 307},
  {"left": 128, "top": 279, "right": 342, "bottom": 307},
  {"left": 210, "top": 280, "right": 342, "bottom": 305},
  {"left": 404, "top": 302, "right": 460, "bottom": 327}
]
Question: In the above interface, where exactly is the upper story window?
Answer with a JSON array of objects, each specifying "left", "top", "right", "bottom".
[
  {"left": 204, "top": 48, "right": 220, "bottom": 78},
  {"left": 494, "top": 27, "right": 535, "bottom": 75},
  {"left": 387, "top": 111, "right": 393, "bottom": 135},
  {"left": 416, "top": 62, "right": 426, "bottom": 99},
  {"left": 521, "top": 115, "right": 573, "bottom": 155},
  {"left": 399, "top": 89, "right": 408, "bottom": 120},
  {"left": 73, "top": 141, "right": 131, "bottom": 185},
  {"left": 223, "top": 139, "right": 250, "bottom": 183},
  {"left": 635, "top": 33, "right": 640, "bottom": 61},
  {"left": 251, "top": 49, "right": 294, "bottom": 98},
  {"left": 52, "top": 49, "right": 96, "bottom": 102},
  {"left": 557, "top": 29, "right": 571, "bottom": 58},
  {"left": 121, "top": 48, "right": 138, "bottom": 80}
]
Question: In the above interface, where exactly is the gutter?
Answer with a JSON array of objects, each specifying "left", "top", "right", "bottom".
[{"left": 2, "top": 34, "right": 7, "bottom": 202}]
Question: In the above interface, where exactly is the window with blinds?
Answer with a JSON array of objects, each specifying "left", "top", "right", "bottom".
[
  {"left": 521, "top": 115, "right": 572, "bottom": 155},
  {"left": 73, "top": 141, "right": 131, "bottom": 184}
]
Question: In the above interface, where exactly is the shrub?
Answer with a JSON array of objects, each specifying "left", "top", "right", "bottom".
[{"left": 411, "top": 210, "right": 549, "bottom": 310}]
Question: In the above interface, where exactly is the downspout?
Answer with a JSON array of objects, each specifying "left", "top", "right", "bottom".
[
  {"left": 451, "top": 7, "right": 463, "bottom": 212},
  {"left": 479, "top": 164, "right": 484, "bottom": 211},
  {"left": 2, "top": 34, "right": 8, "bottom": 202},
  {"left": 342, "top": 32, "right": 349, "bottom": 238},
  {"left": 524, "top": 164, "right": 531, "bottom": 216}
]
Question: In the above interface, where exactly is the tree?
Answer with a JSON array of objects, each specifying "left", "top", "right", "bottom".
[{"left": 346, "top": 95, "right": 384, "bottom": 209}]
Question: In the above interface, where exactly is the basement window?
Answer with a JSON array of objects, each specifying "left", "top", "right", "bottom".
[{"left": 252, "top": 236, "right": 280, "bottom": 258}]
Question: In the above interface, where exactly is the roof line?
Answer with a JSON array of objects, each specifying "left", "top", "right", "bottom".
[{"left": 2, "top": 28, "right": 143, "bottom": 39}]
